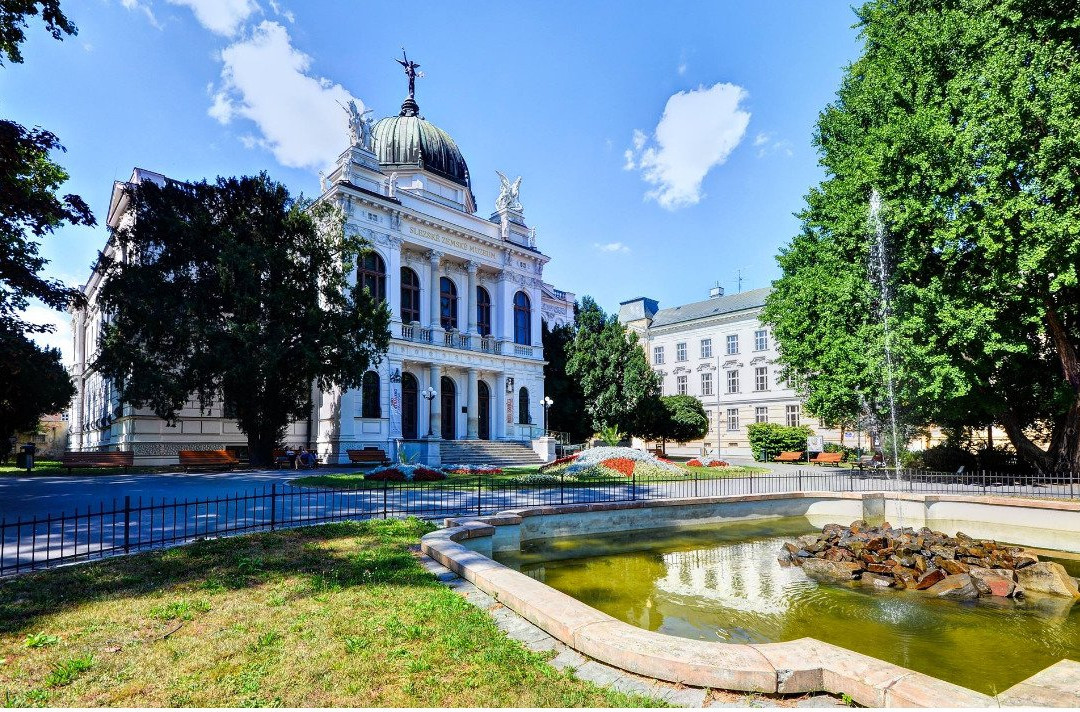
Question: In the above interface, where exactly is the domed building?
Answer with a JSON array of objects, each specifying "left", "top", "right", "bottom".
[{"left": 66, "top": 56, "right": 576, "bottom": 468}]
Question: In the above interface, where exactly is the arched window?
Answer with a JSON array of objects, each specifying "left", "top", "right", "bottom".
[
  {"left": 518, "top": 387, "right": 530, "bottom": 424},
  {"left": 440, "top": 277, "right": 458, "bottom": 330},
  {"left": 476, "top": 286, "right": 491, "bottom": 336},
  {"left": 361, "top": 371, "right": 381, "bottom": 418},
  {"left": 513, "top": 291, "right": 531, "bottom": 345},
  {"left": 400, "top": 267, "right": 420, "bottom": 323},
  {"left": 358, "top": 252, "right": 386, "bottom": 302}
]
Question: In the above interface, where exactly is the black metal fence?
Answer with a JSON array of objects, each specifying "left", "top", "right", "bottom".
[{"left": 3, "top": 468, "right": 1079, "bottom": 576}]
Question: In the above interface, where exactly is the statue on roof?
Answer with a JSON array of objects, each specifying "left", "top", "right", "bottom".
[
  {"left": 495, "top": 170, "right": 523, "bottom": 212},
  {"left": 397, "top": 49, "right": 423, "bottom": 98},
  {"left": 341, "top": 99, "right": 374, "bottom": 150}
]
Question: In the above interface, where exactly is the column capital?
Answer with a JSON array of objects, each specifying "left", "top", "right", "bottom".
[
  {"left": 465, "top": 260, "right": 479, "bottom": 274},
  {"left": 426, "top": 249, "right": 443, "bottom": 264}
]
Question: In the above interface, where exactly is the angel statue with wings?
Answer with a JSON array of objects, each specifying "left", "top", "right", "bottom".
[
  {"left": 341, "top": 99, "right": 374, "bottom": 149},
  {"left": 495, "top": 170, "right": 523, "bottom": 212}
]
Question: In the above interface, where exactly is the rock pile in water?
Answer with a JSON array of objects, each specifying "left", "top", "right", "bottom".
[{"left": 779, "top": 520, "right": 1080, "bottom": 600}]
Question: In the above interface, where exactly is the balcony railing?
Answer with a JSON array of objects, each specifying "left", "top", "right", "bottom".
[{"left": 396, "top": 323, "right": 541, "bottom": 359}]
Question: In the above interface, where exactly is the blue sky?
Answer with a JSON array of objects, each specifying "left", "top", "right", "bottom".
[{"left": 3, "top": 0, "right": 862, "bottom": 359}]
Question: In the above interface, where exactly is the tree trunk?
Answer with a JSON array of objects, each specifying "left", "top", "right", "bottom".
[{"left": 246, "top": 429, "right": 279, "bottom": 468}]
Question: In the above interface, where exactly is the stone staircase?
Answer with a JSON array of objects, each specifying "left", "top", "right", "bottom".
[{"left": 439, "top": 440, "right": 544, "bottom": 467}]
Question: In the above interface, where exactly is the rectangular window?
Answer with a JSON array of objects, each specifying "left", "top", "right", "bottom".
[
  {"left": 786, "top": 404, "right": 801, "bottom": 427},
  {"left": 726, "top": 334, "right": 739, "bottom": 355},
  {"left": 677, "top": 375, "right": 688, "bottom": 395},
  {"left": 727, "top": 408, "right": 739, "bottom": 432},
  {"left": 754, "top": 329, "right": 768, "bottom": 351},
  {"left": 656, "top": 370, "right": 664, "bottom": 395},
  {"left": 700, "top": 338, "right": 712, "bottom": 359},
  {"left": 754, "top": 366, "right": 768, "bottom": 392},
  {"left": 676, "top": 342, "right": 687, "bottom": 361},
  {"left": 726, "top": 369, "right": 739, "bottom": 394},
  {"left": 701, "top": 372, "right": 713, "bottom": 396},
  {"left": 755, "top": 406, "right": 769, "bottom": 423},
  {"left": 653, "top": 346, "right": 664, "bottom": 365}
]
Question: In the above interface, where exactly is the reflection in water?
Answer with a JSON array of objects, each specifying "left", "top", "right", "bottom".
[{"left": 496, "top": 517, "right": 1080, "bottom": 695}]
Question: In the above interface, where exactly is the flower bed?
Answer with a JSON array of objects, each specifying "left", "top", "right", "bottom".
[
  {"left": 687, "top": 458, "right": 730, "bottom": 468},
  {"left": 442, "top": 464, "right": 504, "bottom": 475},
  {"left": 538, "top": 453, "right": 580, "bottom": 472},
  {"left": 601, "top": 457, "right": 636, "bottom": 477},
  {"left": 364, "top": 465, "right": 447, "bottom": 482},
  {"left": 567, "top": 446, "right": 683, "bottom": 475}
]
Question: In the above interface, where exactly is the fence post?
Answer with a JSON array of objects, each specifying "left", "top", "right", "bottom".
[
  {"left": 1071, "top": 471, "right": 1075, "bottom": 500},
  {"left": 631, "top": 472, "right": 637, "bottom": 501},
  {"left": 382, "top": 478, "right": 389, "bottom": 519},
  {"left": 750, "top": 471, "right": 754, "bottom": 495},
  {"left": 270, "top": 484, "right": 277, "bottom": 531},
  {"left": 476, "top": 476, "right": 483, "bottom": 517},
  {"left": 560, "top": 472, "right": 565, "bottom": 506},
  {"left": 123, "top": 495, "right": 131, "bottom": 554}
]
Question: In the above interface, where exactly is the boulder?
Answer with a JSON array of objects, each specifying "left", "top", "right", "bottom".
[
  {"left": 797, "top": 534, "right": 820, "bottom": 548},
  {"left": 968, "top": 567, "right": 1017, "bottom": 598},
  {"left": 802, "top": 558, "right": 863, "bottom": 582},
  {"left": 860, "top": 573, "right": 894, "bottom": 588},
  {"left": 1015, "top": 562, "right": 1080, "bottom": 598},
  {"left": 1013, "top": 552, "right": 1040, "bottom": 569},
  {"left": 937, "top": 558, "right": 970, "bottom": 575},
  {"left": 914, "top": 568, "right": 947, "bottom": 590},
  {"left": 924, "top": 573, "right": 980, "bottom": 599},
  {"left": 849, "top": 520, "right": 869, "bottom": 534}
]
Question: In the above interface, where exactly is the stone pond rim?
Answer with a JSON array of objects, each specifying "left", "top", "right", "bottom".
[{"left": 780, "top": 519, "right": 1080, "bottom": 600}]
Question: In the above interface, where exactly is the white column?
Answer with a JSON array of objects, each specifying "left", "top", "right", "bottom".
[
  {"left": 387, "top": 238, "right": 403, "bottom": 334},
  {"left": 530, "top": 285, "right": 542, "bottom": 350},
  {"left": 466, "top": 261, "right": 478, "bottom": 335},
  {"left": 428, "top": 250, "right": 443, "bottom": 333},
  {"left": 428, "top": 363, "right": 441, "bottom": 439},
  {"left": 467, "top": 368, "right": 479, "bottom": 439}
]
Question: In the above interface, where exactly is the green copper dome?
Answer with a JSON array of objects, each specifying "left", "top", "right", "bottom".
[{"left": 371, "top": 98, "right": 472, "bottom": 189}]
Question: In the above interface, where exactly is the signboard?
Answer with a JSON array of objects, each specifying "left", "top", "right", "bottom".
[{"left": 807, "top": 436, "right": 825, "bottom": 453}]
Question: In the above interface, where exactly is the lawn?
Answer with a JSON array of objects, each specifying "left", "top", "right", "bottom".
[
  {"left": 0, "top": 460, "right": 182, "bottom": 477},
  {"left": 0, "top": 518, "right": 662, "bottom": 707},
  {"left": 292, "top": 463, "right": 769, "bottom": 489}
]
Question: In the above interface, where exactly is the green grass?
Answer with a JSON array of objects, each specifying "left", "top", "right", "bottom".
[
  {"left": 0, "top": 518, "right": 663, "bottom": 707},
  {"left": 293, "top": 463, "right": 768, "bottom": 489},
  {"left": 0, "top": 459, "right": 179, "bottom": 478}
]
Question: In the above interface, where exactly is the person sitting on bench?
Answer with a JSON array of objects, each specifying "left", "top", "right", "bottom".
[{"left": 297, "top": 447, "right": 316, "bottom": 469}]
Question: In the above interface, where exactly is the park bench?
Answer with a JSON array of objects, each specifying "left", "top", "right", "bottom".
[
  {"left": 273, "top": 448, "right": 322, "bottom": 470},
  {"left": 856, "top": 454, "right": 885, "bottom": 469},
  {"left": 59, "top": 451, "right": 134, "bottom": 474},
  {"left": 809, "top": 451, "right": 844, "bottom": 466},
  {"left": 177, "top": 449, "right": 238, "bottom": 472},
  {"left": 347, "top": 448, "right": 390, "bottom": 466},
  {"left": 774, "top": 451, "right": 804, "bottom": 463}
]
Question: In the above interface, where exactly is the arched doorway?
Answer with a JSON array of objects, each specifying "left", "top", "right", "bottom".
[
  {"left": 401, "top": 373, "right": 418, "bottom": 439},
  {"left": 440, "top": 375, "right": 456, "bottom": 440},
  {"left": 478, "top": 380, "right": 491, "bottom": 440}
]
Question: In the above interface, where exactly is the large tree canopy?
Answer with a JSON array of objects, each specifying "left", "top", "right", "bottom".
[
  {"left": 565, "top": 297, "right": 657, "bottom": 436},
  {"left": 639, "top": 395, "right": 709, "bottom": 447},
  {"left": 0, "top": 0, "right": 76, "bottom": 66},
  {"left": 764, "top": 0, "right": 1080, "bottom": 473},
  {"left": 0, "top": 326, "right": 73, "bottom": 461},
  {"left": 541, "top": 318, "right": 591, "bottom": 443},
  {"left": 94, "top": 173, "right": 391, "bottom": 465}
]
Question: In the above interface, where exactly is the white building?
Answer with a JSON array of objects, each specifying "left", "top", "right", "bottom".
[
  {"left": 68, "top": 65, "right": 574, "bottom": 466},
  {"left": 619, "top": 286, "right": 844, "bottom": 458}
]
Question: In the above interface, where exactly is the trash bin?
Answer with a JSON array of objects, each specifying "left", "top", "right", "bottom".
[{"left": 16, "top": 443, "right": 35, "bottom": 471}]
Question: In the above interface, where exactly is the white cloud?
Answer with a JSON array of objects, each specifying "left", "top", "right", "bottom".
[
  {"left": 166, "top": 0, "right": 258, "bottom": 37},
  {"left": 268, "top": 0, "right": 295, "bottom": 23},
  {"left": 120, "top": 0, "right": 162, "bottom": 30},
  {"left": 594, "top": 242, "right": 630, "bottom": 253},
  {"left": 754, "top": 132, "right": 771, "bottom": 146},
  {"left": 624, "top": 82, "right": 751, "bottom": 210},
  {"left": 677, "top": 61, "right": 687, "bottom": 76},
  {"left": 754, "top": 132, "right": 793, "bottom": 157},
  {"left": 209, "top": 21, "right": 356, "bottom": 170}
]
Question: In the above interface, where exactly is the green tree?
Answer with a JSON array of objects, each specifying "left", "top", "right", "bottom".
[
  {"left": 565, "top": 296, "right": 658, "bottom": 436},
  {"left": 0, "top": 0, "right": 76, "bottom": 66},
  {"left": 541, "top": 318, "right": 590, "bottom": 443},
  {"left": 764, "top": 0, "right": 1080, "bottom": 473},
  {"left": 93, "top": 174, "right": 391, "bottom": 465},
  {"left": 746, "top": 423, "right": 813, "bottom": 462},
  {"left": 639, "top": 395, "right": 708, "bottom": 448},
  {"left": 0, "top": 327, "right": 73, "bottom": 461}
]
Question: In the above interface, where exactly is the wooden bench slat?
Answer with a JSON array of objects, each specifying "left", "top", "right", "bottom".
[
  {"left": 59, "top": 451, "right": 134, "bottom": 473},
  {"left": 178, "top": 450, "right": 238, "bottom": 471},
  {"left": 773, "top": 451, "right": 804, "bottom": 462},
  {"left": 347, "top": 448, "right": 389, "bottom": 464}
]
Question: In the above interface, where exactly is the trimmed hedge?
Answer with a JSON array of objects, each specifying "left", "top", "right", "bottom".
[{"left": 746, "top": 423, "right": 813, "bottom": 461}]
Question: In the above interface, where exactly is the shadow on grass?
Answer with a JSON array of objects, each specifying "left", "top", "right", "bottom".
[{"left": 0, "top": 518, "right": 436, "bottom": 636}]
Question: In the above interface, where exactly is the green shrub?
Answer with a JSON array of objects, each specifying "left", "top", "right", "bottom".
[{"left": 746, "top": 423, "right": 812, "bottom": 461}]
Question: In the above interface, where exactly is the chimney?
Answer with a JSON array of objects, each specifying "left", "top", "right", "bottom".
[{"left": 709, "top": 282, "right": 725, "bottom": 299}]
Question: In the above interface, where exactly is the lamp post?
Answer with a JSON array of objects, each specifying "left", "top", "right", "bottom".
[
  {"left": 422, "top": 386, "right": 437, "bottom": 437},
  {"left": 541, "top": 396, "right": 553, "bottom": 434}
]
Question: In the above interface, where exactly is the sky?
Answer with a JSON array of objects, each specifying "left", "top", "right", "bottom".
[{"left": 2, "top": 0, "right": 863, "bottom": 361}]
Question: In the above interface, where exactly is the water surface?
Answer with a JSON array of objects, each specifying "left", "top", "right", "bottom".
[{"left": 494, "top": 517, "right": 1080, "bottom": 694}]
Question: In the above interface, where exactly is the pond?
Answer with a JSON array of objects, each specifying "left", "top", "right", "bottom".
[{"left": 494, "top": 517, "right": 1080, "bottom": 695}]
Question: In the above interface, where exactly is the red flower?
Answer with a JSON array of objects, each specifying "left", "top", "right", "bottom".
[
  {"left": 539, "top": 453, "right": 580, "bottom": 472},
  {"left": 687, "top": 458, "right": 704, "bottom": 467},
  {"left": 707, "top": 460, "right": 729, "bottom": 468},
  {"left": 602, "top": 457, "right": 636, "bottom": 477}
]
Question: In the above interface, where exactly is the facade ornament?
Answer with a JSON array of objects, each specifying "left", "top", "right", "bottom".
[
  {"left": 465, "top": 260, "right": 478, "bottom": 274},
  {"left": 386, "top": 172, "right": 398, "bottom": 198},
  {"left": 426, "top": 249, "right": 443, "bottom": 265},
  {"left": 318, "top": 171, "right": 327, "bottom": 193},
  {"left": 495, "top": 171, "right": 523, "bottom": 212},
  {"left": 341, "top": 99, "right": 374, "bottom": 150}
]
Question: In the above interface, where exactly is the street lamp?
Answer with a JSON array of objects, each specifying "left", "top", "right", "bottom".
[
  {"left": 541, "top": 396, "right": 554, "bottom": 433},
  {"left": 422, "top": 386, "right": 437, "bottom": 437}
]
